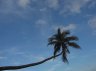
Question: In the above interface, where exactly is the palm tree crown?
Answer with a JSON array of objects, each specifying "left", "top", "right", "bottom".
[{"left": 48, "top": 28, "right": 80, "bottom": 62}]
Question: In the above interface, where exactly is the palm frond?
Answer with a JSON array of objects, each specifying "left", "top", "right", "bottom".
[
  {"left": 61, "top": 47, "right": 68, "bottom": 63},
  {"left": 61, "top": 44, "right": 69, "bottom": 53},
  {"left": 48, "top": 37, "right": 55, "bottom": 42},
  {"left": 62, "top": 51, "right": 68, "bottom": 63},
  {"left": 68, "top": 42, "right": 80, "bottom": 49},
  {"left": 65, "top": 36, "right": 79, "bottom": 41},
  {"left": 48, "top": 41, "right": 58, "bottom": 45},
  {"left": 54, "top": 44, "right": 61, "bottom": 58}
]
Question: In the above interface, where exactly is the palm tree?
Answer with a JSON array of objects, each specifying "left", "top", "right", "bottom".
[
  {"left": 48, "top": 28, "right": 80, "bottom": 62},
  {"left": 0, "top": 28, "right": 80, "bottom": 71}
]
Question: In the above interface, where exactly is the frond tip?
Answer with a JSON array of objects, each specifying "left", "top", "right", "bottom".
[{"left": 62, "top": 52, "right": 68, "bottom": 63}]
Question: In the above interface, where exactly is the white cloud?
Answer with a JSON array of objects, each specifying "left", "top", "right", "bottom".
[
  {"left": 0, "top": 0, "right": 31, "bottom": 15},
  {"left": 23, "top": 54, "right": 46, "bottom": 62},
  {"left": 35, "top": 19, "right": 50, "bottom": 36},
  {"left": 0, "top": 0, "right": 14, "bottom": 11},
  {"left": 12, "top": 62, "right": 21, "bottom": 65},
  {"left": 18, "top": 0, "right": 30, "bottom": 8},
  {"left": 64, "top": 24, "right": 76, "bottom": 30},
  {"left": 36, "top": 19, "right": 48, "bottom": 28},
  {"left": 0, "top": 56, "right": 7, "bottom": 60},
  {"left": 88, "top": 0, "right": 96, "bottom": 8},
  {"left": 47, "top": 62, "right": 61, "bottom": 71},
  {"left": 88, "top": 16, "right": 96, "bottom": 35},
  {"left": 2, "top": 47, "right": 25, "bottom": 56},
  {"left": 60, "top": 0, "right": 91, "bottom": 15},
  {"left": 0, "top": 0, "right": 95, "bottom": 18},
  {"left": 46, "top": 0, "right": 59, "bottom": 9},
  {"left": 40, "top": 8, "right": 47, "bottom": 12},
  {"left": 1, "top": 0, "right": 30, "bottom": 9},
  {"left": 36, "top": 19, "right": 47, "bottom": 25},
  {"left": 0, "top": 0, "right": 94, "bottom": 17},
  {"left": 88, "top": 16, "right": 96, "bottom": 29},
  {"left": 53, "top": 24, "right": 76, "bottom": 31},
  {"left": 64, "top": 67, "right": 72, "bottom": 71},
  {"left": 34, "top": 56, "right": 45, "bottom": 61},
  {"left": 15, "top": 52, "right": 25, "bottom": 55}
]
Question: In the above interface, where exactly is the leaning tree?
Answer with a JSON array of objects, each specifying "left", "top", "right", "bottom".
[{"left": 0, "top": 28, "right": 80, "bottom": 71}]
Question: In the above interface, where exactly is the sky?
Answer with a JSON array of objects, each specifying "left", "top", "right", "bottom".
[{"left": 0, "top": 0, "right": 96, "bottom": 71}]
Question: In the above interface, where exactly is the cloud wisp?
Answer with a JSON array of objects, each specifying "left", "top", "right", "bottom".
[
  {"left": 88, "top": 16, "right": 96, "bottom": 29},
  {"left": 53, "top": 24, "right": 76, "bottom": 32},
  {"left": 18, "top": 0, "right": 30, "bottom": 8},
  {"left": 0, "top": 0, "right": 95, "bottom": 15},
  {"left": 0, "top": 0, "right": 32, "bottom": 17},
  {"left": 60, "top": 0, "right": 91, "bottom": 15},
  {"left": 88, "top": 16, "right": 96, "bottom": 35},
  {"left": 47, "top": 62, "right": 61, "bottom": 71}
]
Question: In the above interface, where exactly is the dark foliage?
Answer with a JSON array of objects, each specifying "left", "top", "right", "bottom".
[{"left": 48, "top": 28, "right": 80, "bottom": 63}]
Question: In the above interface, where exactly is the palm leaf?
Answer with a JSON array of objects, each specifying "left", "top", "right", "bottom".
[
  {"left": 62, "top": 51, "right": 68, "bottom": 63},
  {"left": 54, "top": 44, "right": 61, "bottom": 58},
  {"left": 61, "top": 46, "right": 68, "bottom": 63},
  {"left": 48, "top": 40, "right": 59, "bottom": 45},
  {"left": 65, "top": 36, "right": 79, "bottom": 41},
  {"left": 61, "top": 44, "right": 70, "bottom": 54},
  {"left": 68, "top": 42, "right": 80, "bottom": 48},
  {"left": 48, "top": 37, "right": 55, "bottom": 42}
]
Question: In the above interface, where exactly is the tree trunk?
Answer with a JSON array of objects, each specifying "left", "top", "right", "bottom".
[{"left": 0, "top": 52, "right": 62, "bottom": 71}]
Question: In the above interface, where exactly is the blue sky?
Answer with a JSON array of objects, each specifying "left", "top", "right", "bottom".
[{"left": 0, "top": 0, "right": 96, "bottom": 71}]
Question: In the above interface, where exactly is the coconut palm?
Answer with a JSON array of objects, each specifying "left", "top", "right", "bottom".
[
  {"left": 0, "top": 28, "right": 80, "bottom": 71},
  {"left": 48, "top": 28, "right": 80, "bottom": 62}
]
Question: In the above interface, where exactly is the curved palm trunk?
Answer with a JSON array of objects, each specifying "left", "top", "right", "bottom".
[{"left": 0, "top": 53, "right": 62, "bottom": 71}]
